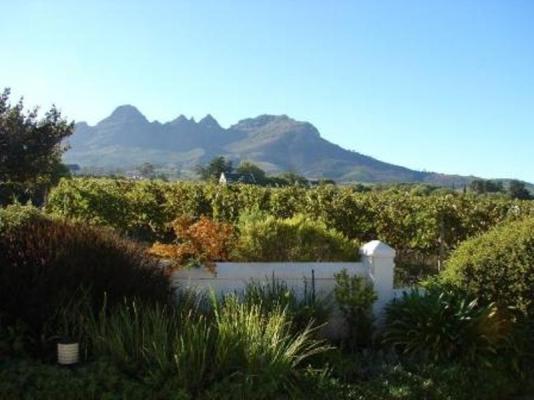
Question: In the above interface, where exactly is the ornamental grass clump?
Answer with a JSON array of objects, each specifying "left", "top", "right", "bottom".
[
  {"left": 212, "top": 295, "right": 332, "bottom": 397},
  {"left": 242, "top": 276, "right": 332, "bottom": 333},
  {"left": 84, "top": 293, "right": 331, "bottom": 398}
]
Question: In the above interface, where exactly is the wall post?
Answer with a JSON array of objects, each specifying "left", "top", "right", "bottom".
[{"left": 359, "top": 240, "right": 396, "bottom": 317}]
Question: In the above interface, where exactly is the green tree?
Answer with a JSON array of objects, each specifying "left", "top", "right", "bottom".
[
  {"left": 236, "top": 161, "right": 267, "bottom": 185},
  {"left": 0, "top": 88, "right": 73, "bottom": 205},
  {"left": 138, "top": 162, "right": 155, "bottom": 178},
  {"left": 508, "top": 180, "right": 531, "bottom": 200},
  {"left": 278, "top": 171, "right": 309, "bottom": 186},
  {"left": 195, "top": 156, "right": 233, "bottom": 181},
  {"left": 469, "top": 179, "right": 504, "bottom": 194}
]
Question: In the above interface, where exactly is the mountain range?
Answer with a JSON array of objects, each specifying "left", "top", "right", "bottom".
[{"left": 64, "top": 105, "right": 487, "bottom": 186}]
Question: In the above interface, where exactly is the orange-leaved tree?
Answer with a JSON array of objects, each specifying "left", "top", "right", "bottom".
[{"left": 150, "top": 215, "right": 235, "bottom": 269}]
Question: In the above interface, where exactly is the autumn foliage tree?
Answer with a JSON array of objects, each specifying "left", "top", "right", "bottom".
[{"left": 150, "top": 215, "right": 235, "bottom": 268}]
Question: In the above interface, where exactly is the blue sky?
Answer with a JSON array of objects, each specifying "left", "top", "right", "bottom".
[{"left": 2, "top": 0, "right": 533, "bottom": 182}]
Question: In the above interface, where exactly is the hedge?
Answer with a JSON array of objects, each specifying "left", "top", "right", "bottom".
[{"left": 47, "top": 178, "right": 534, "bottom": 267}]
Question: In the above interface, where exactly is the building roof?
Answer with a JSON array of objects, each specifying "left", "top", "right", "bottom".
[{"left": 220, "top": 172, "right": 257, "bottom": 184}]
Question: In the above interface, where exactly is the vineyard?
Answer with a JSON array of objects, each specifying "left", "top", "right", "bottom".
[{"left": 47, "top": 178, "right": 534, "bottom": 280}]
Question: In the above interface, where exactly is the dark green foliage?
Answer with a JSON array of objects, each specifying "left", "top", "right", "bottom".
[
  {"left": 508, "top": 179, "right": 532, "bottom": 199},
  {"left": 0, "top": 88, "right": 74, "bottom": 205},
  {"left": 195, "top": 156, "right": 233, "bottom": 181},
  {"left": 442, "top": 216, "right": 534, "bottom": 316},
  {"left": 233, "top": 212, "right": 359, "bottom": 261},
  {"left": 336, "top": 359, "right": 520, "bottom": 400},
  {"left": 469, "top": 179, "right": 504, "bottom": 194},
  {"left": 334, "top": 270, "right": 377, "bottom": 348},
  {"left": 0, "top": 359, "right": 190, "bottom": 400},
  {"left": 137, "top": 162, "right": 156, "bottom": 179},
  {"left": 235, "top": 160, "right": 268, "bottom": 185},
  {"left": 383, "top": 289, "right": 505, "bottom": 365},
  {"left": 0, "top": 218, "right": 171, "bottom": 355},
  {"left": 277, "top": 171, "right": 309, "bottom": 186}
]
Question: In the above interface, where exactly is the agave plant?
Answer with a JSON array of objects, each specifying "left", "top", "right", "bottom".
[{"left": 383, "top": 289, "right": 505, "bottom": 365}]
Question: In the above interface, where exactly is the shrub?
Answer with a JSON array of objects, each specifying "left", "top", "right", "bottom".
[
  {"left": 0, "top": 218, "right": 171, "bottom": 355},
  {"left": 0, "top": 359, "right": 190, "bottom": 400},
  {"left": 0, "top": 203, "right": 47, "bottom": 235},
  {"left": 334, "top": 270, "right": 377, "bottom": 348},
  {"left": 340, "top": 361, "right": 520, "bottom": 400},
  {"left": 441, "top": 216, "right": 534, "bottom": 316},
  {"left": 150, "top": 215, "right": 235, "bottom": 268},
  {"left": 84, "top": 295, "right": 331, "bottom": 399},
  {"left": 233, "top": 212, "right": 359, "bottom": 261},
  {"left": 383, "top": 289, "right": 505, "bottom": 365}
]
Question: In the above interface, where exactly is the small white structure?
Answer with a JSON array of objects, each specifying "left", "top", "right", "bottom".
[
  {"left": 172, "top": 240, "right": 396, "bottom": 338},
  {"left": 219, "top": 172, "right": 256, "bottom": 185}
]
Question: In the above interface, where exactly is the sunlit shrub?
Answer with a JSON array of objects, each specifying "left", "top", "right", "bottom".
[
  {"left": 233, "top": 212, "right": 359, "bottom": 261},
  {"left": 0, "top": 203, "right": 47, "bottom": 234},
  {"left": 442, "top": 216, "right": 534, "bottom": 316}
]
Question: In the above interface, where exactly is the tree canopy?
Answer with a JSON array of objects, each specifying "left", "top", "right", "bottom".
[
  {"left": 0, "top": 88, "right": 74, "bottom": 204},
  {"left": 508, "top": 180, "right": 531, "bottom": 200},
  {"left": 195, "top": 156, "right": 233, "bottom": 181},
  {"left": 236, "top": 161, "right": 267, "bottom": 185}
]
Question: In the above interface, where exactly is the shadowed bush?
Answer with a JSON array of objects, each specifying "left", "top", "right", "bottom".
[
  {"left": 0, "top": 218, "right": 172, "bottom": 355},
  {"left": 383, "top": 289, "right": 506, "bottom": 365}
]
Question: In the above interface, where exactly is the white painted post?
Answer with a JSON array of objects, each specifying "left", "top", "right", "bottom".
[{"left": 359, "top": 240, "right": 396, "bottom": 317}]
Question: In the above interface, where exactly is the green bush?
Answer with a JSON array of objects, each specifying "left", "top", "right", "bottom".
[
  {"left": 383, "top": 289, "right": 505, "bottom": 365},
  {"left": 0, "top": 203, "right": 47, "bottom": 235},
  {"left": 334, "top": 270, "right": 377, "bottom": 348},
  {"left": 340, "top": 362, "right": 519, "bottom": 400},
  {"left": 442, "top": 216, "right": 534, "bottom": 316},
  {"left": 0, "top": 359, "right": 190, "bottom": 400},
  {"left": 0, "top": 219, "right": 172, "bottom": 355},
  {"left": 233, "top": 212, "right": 359, "bottom": 261}
]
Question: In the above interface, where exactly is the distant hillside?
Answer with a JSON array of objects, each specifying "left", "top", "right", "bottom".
[{"left": 63, "top": 105, "right": 509, "bottom": 187}]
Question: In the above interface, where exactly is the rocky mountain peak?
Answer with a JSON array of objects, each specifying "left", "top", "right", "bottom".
[{"left": 108, "top": 105, "right": 146, "bottom": 121}]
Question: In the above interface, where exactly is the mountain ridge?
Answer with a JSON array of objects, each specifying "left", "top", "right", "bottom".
[{"left": 63, "top": 106, "right": 510, "bottom": 186}]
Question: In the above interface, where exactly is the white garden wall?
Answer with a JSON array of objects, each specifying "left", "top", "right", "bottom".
[{"left": 171, "top": 240, "right": 396, "bottom": 338}]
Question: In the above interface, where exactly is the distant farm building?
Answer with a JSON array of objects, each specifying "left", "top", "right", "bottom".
[{"left": 219, "top": 172, "right": 257, "bottom": 185}]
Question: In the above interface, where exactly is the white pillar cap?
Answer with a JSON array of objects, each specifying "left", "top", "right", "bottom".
[{"left": 359, "top": 240, "right": 396, "bottom": 258}]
